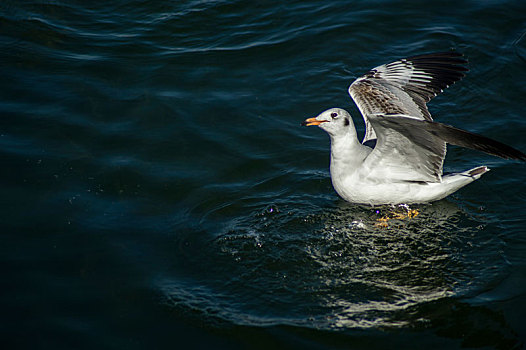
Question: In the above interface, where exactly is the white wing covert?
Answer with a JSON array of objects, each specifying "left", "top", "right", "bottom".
[{"left": 362, "top": 114, "right": 446, "bottom": 183}]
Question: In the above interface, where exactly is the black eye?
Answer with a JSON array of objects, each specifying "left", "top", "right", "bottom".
[{"left": 331, "top": 112, "right": 338, "bottom": 118}]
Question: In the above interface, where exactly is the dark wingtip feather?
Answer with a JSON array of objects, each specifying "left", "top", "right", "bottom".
[
  {"left": 378, "top": 115, "right": 526, "bottom": 162},
  {"left": 401, "top": 52, "right": 470, "bottom": 105},
  {"left": 430, "top": 121, "right": 526, "bottom": 162},
  {"left": 407, "top": 51, "right": 468, "bottom": 64}
]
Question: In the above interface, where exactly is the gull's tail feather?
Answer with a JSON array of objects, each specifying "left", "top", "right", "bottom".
[
  {"left": 467, "top": 165, "right": 489, "bottom": 179},
  {"left": 437, "top": 166, "right": 490, "bottom": 201}
]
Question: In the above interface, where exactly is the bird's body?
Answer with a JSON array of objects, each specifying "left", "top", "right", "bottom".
[
  {"left": 303, "top": 52, "right": 525, "bottom": 205},
  {"left": 325, "top": 113, "right": 487, "bottom": 205}
]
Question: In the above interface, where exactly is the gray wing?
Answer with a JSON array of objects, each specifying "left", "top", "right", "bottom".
[
  {"left": 348, "top": 52, "right": 468, "bottom": 143},
  {"left": 362, "top": 114, "right": 447, "bottom": 183},
  {"left": 362, "top": 113, "right": 526, "bottom": 183}
]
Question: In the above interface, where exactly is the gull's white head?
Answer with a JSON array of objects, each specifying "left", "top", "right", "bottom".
[{"left": 302, "top": 108, "right": 355, "bottom": 137}]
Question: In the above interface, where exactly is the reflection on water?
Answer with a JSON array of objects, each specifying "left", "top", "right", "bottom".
[
  {"left": 307, "top": 202, "right": 470, "bottom": 329},
  {"left": 161, "top": 199, "right": 509, "bottom": 332}
]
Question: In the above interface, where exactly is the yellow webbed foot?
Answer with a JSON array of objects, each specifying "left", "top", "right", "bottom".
[{"left": 374, "top": 205, "right": 419, "bottom": 228}]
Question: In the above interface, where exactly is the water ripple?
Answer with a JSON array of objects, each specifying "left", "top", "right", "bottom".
[
  {"left": 2, "top": 1, "right": 525, "bottom": 348},
  {"left": 160, "top": 201, "right": 507, "bottom": 330}
]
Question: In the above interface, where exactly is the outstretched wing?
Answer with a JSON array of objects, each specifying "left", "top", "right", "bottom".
[
  {"left": 362, "top": 114, "right": 447, "bottom": 183},
  {"left": 348, "top": 52, "right": 468, "bottom": 143},
  {"left": 362, "top": 113, "right": 526, "bottom": 183}
]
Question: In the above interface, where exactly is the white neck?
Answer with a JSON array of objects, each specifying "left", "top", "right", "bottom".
[{"left": 329, "top": 130, "right": 370, "bottom": 180}]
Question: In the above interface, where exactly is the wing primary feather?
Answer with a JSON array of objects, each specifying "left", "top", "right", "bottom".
[
  {"left": 377, "top": 115, "right": 526, "bottom": 161},
  {"left": 425, "top": 121, "right": 526, "bottom": 161},
  {"left": 349, "top": 52, "right": 469, "bottom": 144}
]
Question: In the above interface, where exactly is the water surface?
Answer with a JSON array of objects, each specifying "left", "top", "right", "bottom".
[{"left": 2, "top": 1, "right": 526, "bottom": 349}]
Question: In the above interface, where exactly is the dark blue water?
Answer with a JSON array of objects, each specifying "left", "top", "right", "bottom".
[{"left": 2, "top": 1, "right": 526, "bottom": 349}]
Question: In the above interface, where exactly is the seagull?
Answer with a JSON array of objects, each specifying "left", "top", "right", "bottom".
[{"left": 302, "top": 52, "right": 526, "bottom": 205}]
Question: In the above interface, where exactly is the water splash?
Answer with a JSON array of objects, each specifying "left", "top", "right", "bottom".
[{"left": 160, "top": 200, "right": 506, "bottom": 330}]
